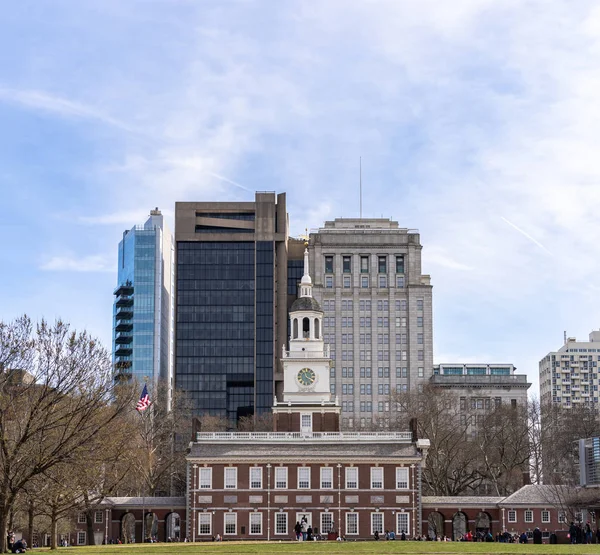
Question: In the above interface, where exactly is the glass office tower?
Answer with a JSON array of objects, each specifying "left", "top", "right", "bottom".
[
  {"left": 174, "top": 193, "right": 292, "bottom": 422},
  {"left": 113, "top": 209, "right": 174, "bottom": 403}
]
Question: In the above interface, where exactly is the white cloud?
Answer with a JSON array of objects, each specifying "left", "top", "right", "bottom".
[{"left": 40, "top": 255, "right": 113, "bottom": 273}]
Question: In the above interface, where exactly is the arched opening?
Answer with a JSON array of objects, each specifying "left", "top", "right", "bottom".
[
  {"left": 293, "top": 318, "right": 299, "bottom": 339},
  {"left": 302, "top": 317, "right": 310, "bottom": 339},
  {"left": 144, "top": 512, "right": 158, "bottom": 542},
  {"left": 314, "top": 318, "right": 320, "bottom": 339},
  {"left": 452, "top": 512, "right": 468, "bottom": 541},
  {"left": 475, "top": 511, "right": 492, "bottom": 537},
  {"left": 165, "top": 512, "right": 181, "bottom": 541},
  {"left": 121, "top": 513, "right": 136, "bottom": 544},
  {"left": 427, "top": 511, "right": 445, "bottom": 540}
]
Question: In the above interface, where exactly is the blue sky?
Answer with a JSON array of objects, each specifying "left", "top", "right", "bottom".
[{"left": 3, "top": 0, "right": 600, "bottom": 395}]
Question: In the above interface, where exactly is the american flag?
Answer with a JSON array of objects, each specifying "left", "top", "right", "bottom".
[{"left": 136, "top": 384, "right": 151, "bottom": 412}]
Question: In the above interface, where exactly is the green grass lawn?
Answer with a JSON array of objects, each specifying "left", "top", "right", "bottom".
[{"left": 32, "top": 542, "right": 600, "bottom": 555}]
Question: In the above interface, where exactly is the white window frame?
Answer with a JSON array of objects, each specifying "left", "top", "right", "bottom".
[
  {"left": 94, "top": 510, "right": 103, "bottom": 524},
  {"left": 371, "top": 512, "right": 384, "bottom": 535},
  {"left": 320, "top": 467, "right": 333, "bottom": 489},
  {"left": 249, "top": 512, "right": 262, "bottom": 535},
  {"left": 300, "top": 413, "right": 313, "bottom": 434},
  {"left": 542, "top": 510, "right": 550, "bottom": 523},
  {"left": 224, "top": 512, "right": 237, "bottom": 535},
  {"left": 345, "top": 467, "right": 358, "bottom": 489},
  {"left": 224, "top": 467, "right": 237, "bottom": 489},
  {"left": 321, "top": 512, "right": 334, "bottom": 534},
  {"left": 370, "top": 467, "right": 384, "bottom": 489},
  {"left": 396, "top": 512, "right": 410, "bottom": 536},
  {"left": 558, "top": 511, "right": 566, "bottom": 524},
  {"left": 524, "top": 510, "right": 533, "bottom": 523},
  {"left": 77, "top": 512, "right": 86, "bottom": 524},
  {"left": 275, "top": 512, "right": 288, "bottom": 535},
  {"left": 199, "top": 467, "right": 212, "bottom": 489},
  {"left": 396, "top": 467, "right": 409, "bottom": 489},
  {"left": 346, "top": 512, "right": 359, "bottom": 535},
  {"left": 298, "top": 466, "right": 311, "bottom": 489},
  {"left": 77, "top": 531, "right": 86, "bottom": 546},
  {"left": 508, "top": 510, "right": 516, "bottom": 523},
  {"left": 198, "top": 513, "right": 212, "bottom": 535},
  {"left": 275, "top": 467, "right": 288, "bottom": 489},
  {"left": 250, "top": 467, "right": 263, "bottom": 489}
]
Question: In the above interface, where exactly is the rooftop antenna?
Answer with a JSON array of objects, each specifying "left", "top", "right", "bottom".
[
  {"left": 564, "top": 330, "right": 567, "bottom": 344},
  {"left": 359, "top": 156, "right": 362, "bottom": 219}
]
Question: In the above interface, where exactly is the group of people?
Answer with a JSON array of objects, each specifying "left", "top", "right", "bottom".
[
  {"left": 569, "top": 521, "right": 599, "bottom": 544},
  {"left": 6, "top": 533, "right": 27, "bottom": 554},
  {"left": 373, "top": 529, "right": 405, "bottom": 540},
  {"left": 294, "top": 516, "right": 320, "bottom": 541}
]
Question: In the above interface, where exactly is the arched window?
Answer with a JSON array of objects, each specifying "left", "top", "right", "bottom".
[
  {"left": 293, "top": 318, "right": 299, "bottom": 339},
  {"left": 303, "top": 317, "right": 310, "bottom": 339},
  {"left": 314, "top": 318, "right": 320, "bottom": 339}
]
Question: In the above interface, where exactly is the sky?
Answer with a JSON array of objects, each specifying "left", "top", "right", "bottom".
[{"left": 3, "top": 0, "right": 600, "bottom": 396}]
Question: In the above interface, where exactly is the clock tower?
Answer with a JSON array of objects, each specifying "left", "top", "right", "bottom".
[{"left": 273, "top": 248, "right": 340, "bottom": 433}]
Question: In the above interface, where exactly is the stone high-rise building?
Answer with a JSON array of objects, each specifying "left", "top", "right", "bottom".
[
  {"left": 539, "top": 331, "right": 600, "bottom": 408},
  {"left": 308, "top": 219, "right": 433, "bottom": 429}
]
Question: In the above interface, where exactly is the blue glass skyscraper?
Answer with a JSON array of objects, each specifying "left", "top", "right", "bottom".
[{"left": 113, "top": 209, "right": 174, "bottom": 403}]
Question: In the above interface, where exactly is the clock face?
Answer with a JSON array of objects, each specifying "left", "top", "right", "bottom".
[{"left": 297, "top": 367, "right": 316, "bottom": 386}]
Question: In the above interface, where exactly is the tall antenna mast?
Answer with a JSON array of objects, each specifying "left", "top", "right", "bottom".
[{"left": 359, "top": 156, "right": 362, "bottom": 219}]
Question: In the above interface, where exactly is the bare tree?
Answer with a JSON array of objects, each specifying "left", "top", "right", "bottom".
[
  {"left": 0, "top": 316, "right": 134, "bottom": 553},
  {"left": 237, "top": 413, "right": 274, "bottom": 432},
  {"left": 390, "top": 386, "right": 483, "bottom": 495}
]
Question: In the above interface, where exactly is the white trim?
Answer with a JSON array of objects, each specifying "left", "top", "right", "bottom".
[
  {"left": 542, "top": 510, "right": 550, "bottom": 523},
  {"left": 371, "top": 512, "right": 384, "bottom": 535},
  {"left": 370, "top": 467, "right": 384, "bottom": 489},
  {"left": 524, "top": 510, "right": 533, "bottom": 523},
  {"left": 249, "top": 512, "right": 262, "bottom": 535},
  {"left": 298, "top": 466, "right": 311, "bottom": 489},
  {"left": 396, "top": 467, "right": 409, "bottom": 489},
  {"left": 199, "top": 467, "right": 212, "bottom": 489},
  {"left": 275, "top": 512, "right": 288, "bottom": 535},
  {"left": 320, "top": 512, "right": 334, "bottom": 534},
  {"left": 345, "top": 467, "right": 358, "bottom": 489},
  {"left": 224, "top": 512, "right": 237, "bottom": 535},
  {"left": 508, "top": 510, "right": 516, "bottom": 523},
  {"left": 346, "top": 512, "right": 359, "bottom": 535},
  {"left": 274, "top": 467, "right": 288, "bottom": 489},
  {"left": 224, "top": 467, "right": 237, "bottom": 489},
  {"left": 198, "top": 513, "right": 212, "bottom": 535},
  {"left": 77, "top": 531, "right": 86, "bottom": 545},
  {"left": 396, "top": 512, "right": 410, "bottom": 536},
  {"left": 250, "top": 467, "right": 263, "bottom": 489},
  {"left": 320, "top": 467, "right": 333, "bottom": 489}
]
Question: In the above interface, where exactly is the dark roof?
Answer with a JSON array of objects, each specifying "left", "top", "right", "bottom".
[
  {"left": 188, "top": 442, "right": 418, "bottom": 460},
  {"left": 290, "top": 297, "right": 322, "bottom": 313}
]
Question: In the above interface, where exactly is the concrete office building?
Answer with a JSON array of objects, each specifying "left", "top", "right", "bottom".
[
  {"left": 174, "top": 192, "right": 293, "bottom": 421},
  {"left": 113, "top": 209, "right": 174, "bottom": 401},
  {"left": 308, "top": 219, "right": 433, "bottom": 429},
  {"left": 539, "top": 331, "right": 600, "bottom": 408},
  {"left": 431, "top": 363, "right": 530, "bottom": 408}
]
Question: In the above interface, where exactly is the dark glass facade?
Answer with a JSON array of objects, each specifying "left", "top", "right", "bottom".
[
  {"left": 255, "top": 242, "right": 274, "bottom": 415},
  {"left": 176, "top": 242, "right": 256, "bottom": 420}
]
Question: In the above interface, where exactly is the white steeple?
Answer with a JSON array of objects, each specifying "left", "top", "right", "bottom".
[{"left": 299, "top": 248, "right": 313, "bottom": 298}]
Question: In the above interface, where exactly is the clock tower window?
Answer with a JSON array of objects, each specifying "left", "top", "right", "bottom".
[{"left": 303, "top": 317, "right": 310, "bottom": 339}]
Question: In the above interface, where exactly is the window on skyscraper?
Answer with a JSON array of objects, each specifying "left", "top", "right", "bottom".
[
  {"left": 395, "top": 255, "right": 404, "bottom": 274},
  {"left": 343, "top": 256, "right": 352, "bottom": 273},
  {"left": 325, "top": 256, "right": 334, "bottom": 274}
]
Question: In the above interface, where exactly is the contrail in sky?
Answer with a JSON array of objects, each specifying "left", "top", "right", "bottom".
[
  {"left": 208, "top": 172, "right": 254, "bottom": 193},
  {"left": 501, "top": 216, "right": 552, "bottom": 255}
]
